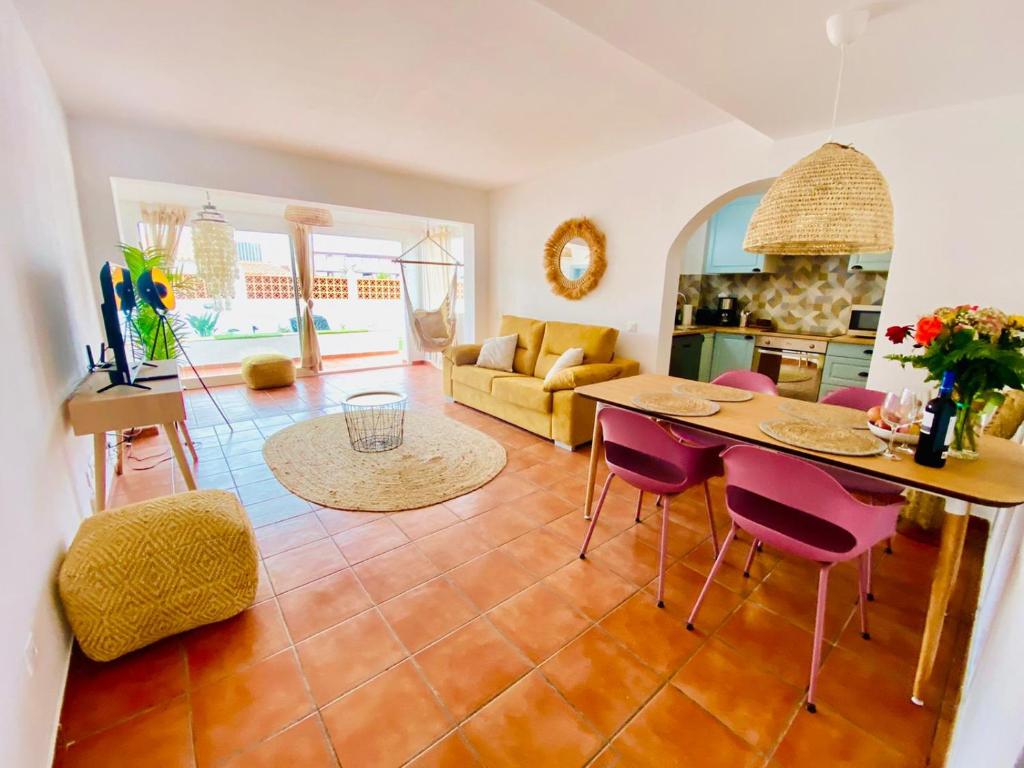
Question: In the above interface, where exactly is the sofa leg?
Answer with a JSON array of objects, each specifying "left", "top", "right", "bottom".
[{"left": 554, "top": 441, "right": 575, "bottom": 452}]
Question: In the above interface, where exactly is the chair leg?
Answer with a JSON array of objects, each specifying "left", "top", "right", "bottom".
[
  {"left": 807, "top": 565, "right": 833, "bottom": 713},
  {"left": 702, "top": 480, "right": 720, "bottom": 556},
  {"left": 885, "top": 537, "right": 894, "bottom": 555},
  {"left": 742, "top": 538, "right": 760, "bottom": 578},
  {"left": 656, "top": 495, "right": 671, "bottom": 608},
  {"left": 635, "top": 490, "right": 644, "bottom": 523},
  {"left": 865, "top": 547, "right": 875, "bottom": 601},
  {"left": 579, "top": 474, "right": 614, "bottom": 559},
  {"left": 655, "top": 494, "right": 664, "bottom": 507},
  {"left": 687, "top": 524, "right": 737, "bottom": 631},
  {"left": 858, "top": 552, "right": 871, "bottom": 640}
]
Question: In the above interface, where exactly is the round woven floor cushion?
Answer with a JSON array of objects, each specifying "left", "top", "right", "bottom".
[
  {"left": 59, "top": 490, "right": 258, "bottom": 662},
  {"left": 241, "top": 352, "right": 296, "bottom": 390}
]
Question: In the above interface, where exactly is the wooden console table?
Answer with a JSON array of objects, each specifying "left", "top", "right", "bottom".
[{"left": 68, "top": 360, "right": 197, "bottom": 511}]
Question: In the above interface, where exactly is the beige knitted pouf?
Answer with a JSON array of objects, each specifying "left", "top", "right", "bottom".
[
  {"left": 241, "top": 352, "right": 296, "bottom": 390},
  {"left": 59, "top": 490, "right": 258, "bottom": 661}
]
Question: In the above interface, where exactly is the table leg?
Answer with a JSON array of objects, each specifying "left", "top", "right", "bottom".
[
  {"left": 115, "top": 430, "right": 124, "bottom": 475},
  {"left": 583, "top": 406, "right": 604, "bottom": 520},
  {"left": 912, "top": 507, "right": 970, "bottom": 705},
  {"left": 178, "top": 421, "right": 199, "bottom": 463},
  {"left": 163, "top": 422, "right": 197, "bottom": 491},
  {"left": 93, "top": 432, "right": 107, "bottom": 513}
]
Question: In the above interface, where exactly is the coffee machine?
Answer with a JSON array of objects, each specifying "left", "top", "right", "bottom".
[{"left": 715, "top": 294, "right": 739, "bottom": 326}]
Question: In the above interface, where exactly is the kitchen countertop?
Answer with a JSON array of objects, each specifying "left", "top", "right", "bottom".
[{"left": 672, "top": 325, "right": 876, "bottom": 347}]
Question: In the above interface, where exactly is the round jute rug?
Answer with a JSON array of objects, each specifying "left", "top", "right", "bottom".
[{"left": 262, "top": 412, "right": 507, "bottom": 511}]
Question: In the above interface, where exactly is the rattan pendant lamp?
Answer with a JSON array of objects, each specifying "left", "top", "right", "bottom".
[{"left": 744, "top": 10, "right": 894, "bottom": 256}]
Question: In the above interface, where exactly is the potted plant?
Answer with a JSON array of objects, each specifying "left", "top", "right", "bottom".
[
  {"left": 186, "top": 311, "right": 221, "bottom": 338},
  {"left": 886, "top": 306, "right": 1024, "bottom": 459},
  {"left": 120, "top": 244, "right": 192, "bottom": 360}
]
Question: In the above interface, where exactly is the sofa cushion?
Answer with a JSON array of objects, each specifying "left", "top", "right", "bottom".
[
  {"left": 491, "top": 376, "right": 553, "bottom": 414},
  {"left": 452, "top": 365, "right": 523, "bottom": 393},
  {"left": 498, "top": 315, "right": 546, "bottom": 376},
  {"left": 476, "top": 333, "right": 518, "bottom": 372},
  {"left": 535, "top": 321, "right": 619, "bottom": 378},
  {"left": 543, "top": 362, "right": 624, "bottom": 392}
]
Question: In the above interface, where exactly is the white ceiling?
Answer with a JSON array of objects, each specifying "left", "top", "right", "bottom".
[
  {"left": 14, "top": 0, "right": 727, "bottom": 188},
  {"left": 15, "top": 0, "right": 1024, "bottom": 188},
  {"left": 536, "top": 0, "right": 1024, "bottom": 139}
]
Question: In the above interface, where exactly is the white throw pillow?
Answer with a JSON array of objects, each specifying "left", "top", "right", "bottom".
[
  {"left": 476, "top": 333, "right": 518, "bottom": 372},
  {"left": 543, "top": 347, "right": 585, "bottom": 387}
]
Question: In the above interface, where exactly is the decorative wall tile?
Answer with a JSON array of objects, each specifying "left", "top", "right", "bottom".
[
  {"left": 680, "top": 254, "right": 886, "bottom": 335},
  {"left": 356, "top": 279, "right": 402, "bottom": 301}
]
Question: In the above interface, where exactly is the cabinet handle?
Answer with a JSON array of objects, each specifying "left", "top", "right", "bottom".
[
  {"left": 851, "top": 264, "right": 864, "bottom": 270},
  {"left": 752, "top": 268, "right": 761, "bottom": 273},
  {"left": 744, "top": 335, "right": 754, "bottom": 340},
  {"left": 858, "top": 371, "right": 869, "bottom": 378},
  {"left": 862, "top": 349, "right": 873, "bottom": 355},
  {"left": 808, "top": 344, "right": 816, "bottom": 350}
]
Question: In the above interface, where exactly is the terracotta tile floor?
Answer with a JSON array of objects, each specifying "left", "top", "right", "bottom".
[{"left": 53, "top": 363, "right": 985, "bottom": 767}]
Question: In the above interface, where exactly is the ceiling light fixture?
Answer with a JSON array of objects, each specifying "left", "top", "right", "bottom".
[
  {"left": 192, "top": 193, "right": 238, "bottom": 309},
  {"left": 743, "top": 9, "right": 894, "bottom": 257}
]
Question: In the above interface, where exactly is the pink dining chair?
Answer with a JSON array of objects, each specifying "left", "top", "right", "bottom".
[
  {"left": 712, "top": 370, "right": 778, "bottom": 396},
  {"left": 686, "top": 445, "right": 901, "bottom": 713},
  {"left": 819, "top": 385, "right": 903, "bottom": 563},
  {"left": 820, "top": 386, "right": 885, "bottom": 411},
  {"left": 579, "top": 406, "right": 724, "bottom": 606}
]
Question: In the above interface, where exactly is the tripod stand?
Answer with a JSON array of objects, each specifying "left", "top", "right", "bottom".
[{"left": 146, "top": 311, "right": 232, "bottom": 430}]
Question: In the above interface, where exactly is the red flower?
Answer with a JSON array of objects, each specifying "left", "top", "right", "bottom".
[
  {"left": 915, "top": 315, "right": 945, "bottom": 346},
  {"left": 885, "top": 324, "right": 913, "bottom": 343}
]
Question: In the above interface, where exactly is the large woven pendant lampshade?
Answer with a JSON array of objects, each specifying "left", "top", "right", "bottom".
[
  {"left": 743, "top": 142, "right": 893, "bottom": 256},
  {"left": 192, "top": 196, "right": 238, "bottom": 309}
]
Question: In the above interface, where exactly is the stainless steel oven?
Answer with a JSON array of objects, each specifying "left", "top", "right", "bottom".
[{"left": 752, "top": 336, "right": 827, "bottom": 401}]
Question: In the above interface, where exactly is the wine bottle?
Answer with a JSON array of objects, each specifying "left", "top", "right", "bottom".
[{"left": 915, "top": 371, "right": 957, "bottom": 468}]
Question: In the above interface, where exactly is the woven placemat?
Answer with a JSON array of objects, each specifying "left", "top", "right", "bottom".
[
  {"left": 632, "top": 392, "right": 720, "bottom": 417},
  {"left": 672, "top": 381, "right": 753, "bottom": 402},
  {"left": 778, "top": 400, "right": 870, "bottom": 430},
  {"left": 759, "top": 419, "right": 885, "bottom": 456}
]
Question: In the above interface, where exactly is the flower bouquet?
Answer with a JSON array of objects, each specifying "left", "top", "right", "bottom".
[{"left": 886, "top": 306, "right": 1024, "bottom": 459}]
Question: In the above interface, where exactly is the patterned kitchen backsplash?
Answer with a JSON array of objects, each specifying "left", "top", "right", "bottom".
[{"left": 679, "top": 254, "right": 887, "bottom": 335}]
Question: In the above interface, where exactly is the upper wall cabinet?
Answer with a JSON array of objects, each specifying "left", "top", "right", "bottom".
[
  {"left": 847, "top": 253, "right": 892, "bottom": 273},
  {"left": 704, "top": 194, "right": 777, "bottom": 275}
]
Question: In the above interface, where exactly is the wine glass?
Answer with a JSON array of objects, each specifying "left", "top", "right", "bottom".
[
  {"left": 880, "top": 390, "right": 914, "bottom": 460},
  {"left": 896, "top": 389, "right": 923, "bottom": 454}
]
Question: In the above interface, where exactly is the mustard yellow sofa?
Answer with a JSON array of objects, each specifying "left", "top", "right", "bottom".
[{"left": 443, "top": 315, "right": 639, "bottom": 449}]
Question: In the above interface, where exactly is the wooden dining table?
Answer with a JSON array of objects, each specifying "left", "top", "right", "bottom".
[{"left": 575, "top": 374, "right": 1024, "bottom": 705}]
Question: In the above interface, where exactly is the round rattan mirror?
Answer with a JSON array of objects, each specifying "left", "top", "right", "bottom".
[{"left": 544, "top": 217, "right": 607, "bottom": 300}]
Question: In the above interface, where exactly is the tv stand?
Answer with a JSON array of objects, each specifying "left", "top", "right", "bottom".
[{"left": 68, "top": 359, "right": 196, "bottom": 512}]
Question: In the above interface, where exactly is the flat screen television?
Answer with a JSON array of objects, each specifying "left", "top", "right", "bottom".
[{"left": 98, "top": 261, "right": 140, "bottom": 388}]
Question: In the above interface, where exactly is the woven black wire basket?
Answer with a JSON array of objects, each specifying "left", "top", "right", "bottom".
[{"left": 341, "top": 391, "right": 408, "bottom": 453}]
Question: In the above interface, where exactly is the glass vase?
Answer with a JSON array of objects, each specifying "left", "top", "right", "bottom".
[{"left": 948, "top": 400, "right": 981, "bottom": 461}]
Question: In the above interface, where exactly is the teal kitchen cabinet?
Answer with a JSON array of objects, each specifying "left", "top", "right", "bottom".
[
  {"left": 709, "top": 333, "right": 755, "bottom": 381},
  {"left": 698, "top": 332, "right": 715, "bottom": 381},
  {"left": 819, "top": 341, "right": 876, "bottom": 400},
  {"left": 847, "top": 253, "right": 892, "bottom": 272},
  {"left": 704, "top": 194, "right": 778, "bottom": 274}
]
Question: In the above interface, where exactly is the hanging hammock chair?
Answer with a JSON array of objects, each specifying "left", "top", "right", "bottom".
[{"left": 396, "top": 232, "right": 462, "bottom": 352}]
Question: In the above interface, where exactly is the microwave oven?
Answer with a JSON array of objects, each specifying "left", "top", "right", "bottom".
[{"left": 847, "top": 304, "right": 881, "bottom": 338}]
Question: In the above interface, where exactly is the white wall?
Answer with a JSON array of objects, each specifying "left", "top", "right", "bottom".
[
  {"left": 489, "top": 94, "right": 1024, "bottom": 389},
  {"left": 489, "top": 94, "right": 1024, "bottom": 765},
  {"left": 68, "top": 116, "right": 492, "bottom": 341},
  {"left": 0, "top": 2, "right": 100, "bottom": 765}
]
